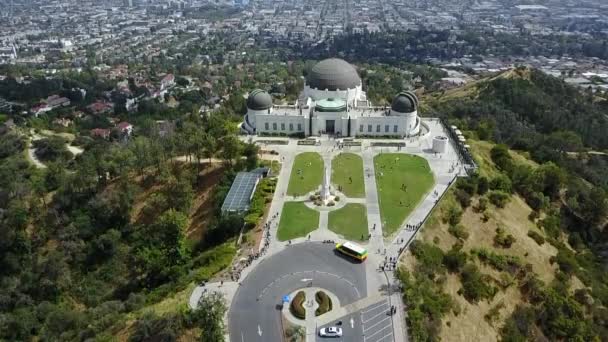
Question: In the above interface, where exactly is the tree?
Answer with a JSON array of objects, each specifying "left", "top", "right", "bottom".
[
  {"left": 490, "top": 144, "right": 513, "bottom": 174},
  {"left": 33, "top": 137, "right": 73, "bottom": 163},
  {"left": 546, "top": 131, "right": 583, "bottom": 153},
  {"left": 534, "top": 162, "right": 565, "bottom": 200},
  {"left": 221, "top": 135, "right": 241, "bottom": 165},
  {"left": 242, "top": 142, "right": 259, "bottom": 170},
  {"left": 488, "top": 190, "right": 510, "bottom": 208},
  {"left": 163, "top": 176, "right": 194, "bottom": 213},
  {"left": 135, "top": 209, "right": 190, "bottom": 284},
  {"left": 578, "top": 188, "right": 607, "bottom": 225},
  {"left": 490, "top": 174, "right": 513, "bottom": 193},
  {"left": 176, "top": 76, "right": 190, "bottom": 87},
  {"left": 195, "top": 292, "right": 227, "bottom": 342}
]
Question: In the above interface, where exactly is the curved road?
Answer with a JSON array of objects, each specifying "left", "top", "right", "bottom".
[{"left": 229, "top": 242, "right": 367, "bottom": 342}]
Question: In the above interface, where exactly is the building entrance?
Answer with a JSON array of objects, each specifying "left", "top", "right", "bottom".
[{"left": 326, "top": 120, "right": 335, "bottom": 134}]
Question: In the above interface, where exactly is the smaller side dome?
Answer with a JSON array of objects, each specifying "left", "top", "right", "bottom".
[
  {"left": 247, "top": 89, "right": 273, "bottom": 110},
  {"left": 391, "top": 91, "right": 418, "bottom": 113}
]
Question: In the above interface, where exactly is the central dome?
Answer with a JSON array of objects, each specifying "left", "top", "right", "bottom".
[{"left": 306, "top": 58, "right": 361, "bottom": 91}]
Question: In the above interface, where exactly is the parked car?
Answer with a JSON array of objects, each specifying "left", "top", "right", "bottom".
[{"left": 319, "top": 326, "right": 343, "bottom": 338}]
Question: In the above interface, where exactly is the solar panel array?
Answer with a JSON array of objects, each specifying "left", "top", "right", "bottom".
[{"left": 221, "top": 172, "right": 262, "bottom": 213}]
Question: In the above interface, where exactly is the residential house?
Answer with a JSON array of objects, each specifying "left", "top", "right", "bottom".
[
  {"left": 90, "top": 128, "right": 111, "bottom": 139},
  {"left": 116, "top": 121, "right": 133, "bottom": 136},
  {"left": 87, "top": 101, "right": 114, "bottom": 115},
  {"left": 160, "top": 74, "right": 175, "bottom": 91},
  {"left": 53, "top": 117, "right": 73, "bottom": 127}
]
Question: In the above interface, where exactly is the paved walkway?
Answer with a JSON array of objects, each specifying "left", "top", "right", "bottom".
[
  {"left": 304, "top": 288, "right": 319, "bottom": 342},
  {"left": 362, "top": 148, "right": 385, "bottom": 255}
]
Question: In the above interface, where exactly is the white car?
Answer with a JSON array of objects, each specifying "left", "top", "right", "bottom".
[{"left": 319, "top": 326, "right": 343, "bottom": 338}]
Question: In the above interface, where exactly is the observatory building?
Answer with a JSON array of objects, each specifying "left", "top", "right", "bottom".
[{"left": 241, "top": 58, "right": 421, "bottom": 138}]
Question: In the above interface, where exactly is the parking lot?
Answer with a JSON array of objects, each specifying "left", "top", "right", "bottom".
[{"left": 361, "top": 299, "right": 393, "bottom": 342}]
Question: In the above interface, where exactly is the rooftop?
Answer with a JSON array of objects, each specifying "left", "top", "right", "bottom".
[{"left": 221, "top": 172, "right": 263, "bottom": 213}]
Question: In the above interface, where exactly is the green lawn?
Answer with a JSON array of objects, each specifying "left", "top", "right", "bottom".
[
  {"left": 375, "top": 153, "right": 434, "bottom": 236},
  {"left": 287, "top": 152, "right": 324, "bottom": 196},
  {"left": 328, "top": 204, "right": 369, "bottom": 241},
  {"left": 277, "top": 202, "right": 320, "bottom": 241},
  {"left": 331, "top": 153, "right": 365, "bottom": 198}
]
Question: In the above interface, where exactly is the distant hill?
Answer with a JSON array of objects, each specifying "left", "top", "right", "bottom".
[{"left": 430, "top": 67, "right": 608, "bottom": 151}]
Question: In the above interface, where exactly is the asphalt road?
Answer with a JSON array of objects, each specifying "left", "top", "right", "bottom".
[
  {"left": 360, "top": 299, "right": 394, "bottom": 342},
  {"left": 315, "top": 298, "right": 393, "bottom": 342},
  {"left": 229, "top": 242, "right": 367, "bottom": 342},
  {"left": 316, "top": 311, "right": 363, "bottom": 342}
]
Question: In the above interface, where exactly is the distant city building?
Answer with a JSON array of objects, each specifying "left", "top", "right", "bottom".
[{"left": 241, "top": 58, "right": 421, "bottom": 138}]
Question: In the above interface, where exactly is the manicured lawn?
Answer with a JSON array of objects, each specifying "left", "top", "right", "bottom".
[
  {"left": 287, "top": 152, "right": 324, "bottom": 196},
  {"left": 277, "top": 202, "right": 320, "bottom": 241},
  {"left": 328, "top": 203, "right": 369, "bottom": 241},
  {"left": 374, "top": 153, "right": 434, "bottom": 236},
  {"left": 331, "top": 153, "right": 365, "bottom": 198}
]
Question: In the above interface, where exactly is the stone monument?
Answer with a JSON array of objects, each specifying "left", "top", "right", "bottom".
[{"left": 320, "top": 165, "right": 331, "bottom": 204}]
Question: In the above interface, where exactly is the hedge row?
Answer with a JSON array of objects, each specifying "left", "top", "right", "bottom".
[
  {"left": 315, "top": 291, "right": 332, "bottom": 316},
  {"left": 290, "top": 291, "right": 306, "bottom": 320}
]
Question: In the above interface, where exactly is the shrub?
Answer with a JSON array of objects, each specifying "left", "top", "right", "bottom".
[
  {"left": 327, "top": 201, "right": 335, "bottom": 206},
  {"left": 484, "top": 301, "right": 505, "bottom": 325},
  {"left": 490, "top": 174, "right": 513, "bottom": 193},
  {"left": 443, "top": 205, "right": 463, "bottom": 226},
  {"left": 488, "top": 190, "right": 510, "bottom": 208},
  {"left": 290, "top": 291, "right": 306, "bottom": 320},
  {"left": 527, "top": 230, "right": 545, "bottom": 245},
  {"left": 454, "top": 189, "right": 472, "bottom": 208},
  {"left": 481, "top": 211, "right": 491, "bottom": 222},
  {"left": 494, "top": 226, "right": 516, "bottom": 248},
  {"left": 525, "top": 191, "right": 549, "bottom": 211},
  {"left": 460, "top": 264, "right": 498, "bottom": 303},
  {"left": 500, "top": 305, "right": 536, "bottom": 341},
  {"left": 334, "top": 196, "right": 340, "bottom": 202},
  {"left": 519, "top": 275, "right": 545, "bottom": 304},
  {"left": 443, "top": 248, "right": 467, "bottom": 273},
  {"left": 498, "top": 273, "right": 515, "bottom": 289},
  {"left": 456, "top": 177, "right": 477, "bottom": 195},
  {"left": 410, "top": 241, "right": 446, "bottom": 277},
  {"left": 477, "top": 176, "right": 489, "bottom": 195},
  {"left": 314, "top": 291, "right": 332, "bottom": 316},
  {"left": 490, "top": 144, "right": 513, "bottom": 173},
  {"left": 472, "top": 248, "right": 522, "bottom": 273},
  {"left": 448, "top": 224, "right": 469, "bottom": 240},
  {"left": 476, "top": 197, "right": 488, "bottom": 212},
  {"left": 539, "top": 214, "right": 561, "bottom": 239}
]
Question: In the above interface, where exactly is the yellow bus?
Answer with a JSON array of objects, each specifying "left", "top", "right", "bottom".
[{"left": 335, "top": 241, "right": 368, "bottom": 261}]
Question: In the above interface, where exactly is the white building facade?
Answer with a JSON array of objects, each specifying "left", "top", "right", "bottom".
[{"left": 241, "top": 58, "right": 421, "bottom": 138}]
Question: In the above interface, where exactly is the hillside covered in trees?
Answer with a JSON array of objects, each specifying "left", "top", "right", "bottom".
[
  {"left": 399, "top": 67, "right": 608, "bottom": 341},
  {"left": 0, "top": 95, "right": 263, "bottom": 340}
]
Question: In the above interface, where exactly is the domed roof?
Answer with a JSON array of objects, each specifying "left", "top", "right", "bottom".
[
  {"left": 247, "top": 89, "right": 272, "bottom": 110},
  {"left": 391, "top": 91, "right": 418, "bottom": 113},
  {"left": 315, "top": 98, "right": 347, "bottom": 112},
  {"left": 306, "top": 58, "right": 361, "bottom": 91}
]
